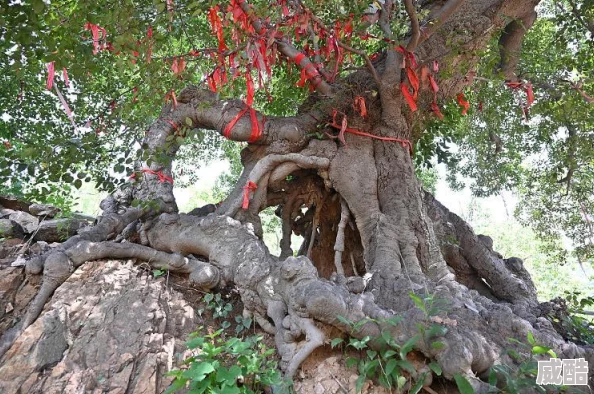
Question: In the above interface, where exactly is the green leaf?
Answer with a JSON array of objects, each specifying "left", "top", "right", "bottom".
[
  {"left": 345, "top": 357, "right": 359, "bottom": 369},
  {"left": 428, "top": 361, "right": 442, "bottom": 376},
  {"left": 431, "top": 341, "right": 445, "bottom": 350},
  {"left": 409, "top": 373, "right": 426, "bottom": 394},
  {"left": 32, "top": 0, "right": 45, "bottom": 13},
  {"left": 395, "top": 359, "right": 416, "bottom": 374},
  {"left": 399, "top": 335, "right": 419, "bottom": 359},
  {"left": 526, "top": 331, "right": 535, "bottom": 345},
  {"left": 531, "top": 345, "right": 551, "bottom": 355},
  {"left": 330, "top": 338, "right": 344, "bottom": 348},
  {"left": 355, "top": 375, "right": 366, "bottom": 394},
  {"left": 409, "top": 292, "right": 426, "bottom": 313},
  {"left": 454, "top": 373, "right": 475, "bottom": 394},
  {"left": 385, "top": 359, "right": 398, "bottom": 376},
  {"left": 218, "top": 386, "right": 241, "bottom": 394}
]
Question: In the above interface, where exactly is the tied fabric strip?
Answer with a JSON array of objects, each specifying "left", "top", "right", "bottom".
[
  {"left": 328, "top": 111, "right": 413, "bottom": 154},
  {"left": 130, "top": 168, "right": 174, "bottom": 184},
  {"left": 242, "top": 181, "right": 258, "bottom": 209},
  {"left": 223, "top": 72, "right": 263, "bottom": 142}
]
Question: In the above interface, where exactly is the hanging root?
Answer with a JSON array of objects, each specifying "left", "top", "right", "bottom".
[{"left": 333, "top": 198, "right": 350, "bottom": 276}]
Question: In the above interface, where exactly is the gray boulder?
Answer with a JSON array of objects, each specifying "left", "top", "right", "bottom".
[
  {"left": 33, "top": 218, "right": 89, "bottom": 243},
  {"left": 0, "top": 219, "right": 25, "bottom": 239},
  {"left": 8, "top": 211, "right": 39, "bottom": 234},
  {"left": 29, "top": 204, "right": 61, "bottom": 218}
]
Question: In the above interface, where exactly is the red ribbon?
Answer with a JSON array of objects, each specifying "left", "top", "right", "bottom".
[
  {"left": 242, "top": 181, "right": 258, "bottom": 209},
  {"left": 328, "top": 111, "right": 413, "bottom": 154},
  {"left": 62, "top": 68, "right": 69, "bottom": 87},
  {"left": 457, "top": 93, "right": 470, "bottom": 115},
  {"left": 223, "top": 72, "right": 263, "bottom": 142},
  {"left": 406, "top": 67, "right": 420, "bottom": 99},
  {"left": 353, "top": 96, "right": 367, "bottom": 118},
  {"left": 401, "top": 83, "right": 417, "bottom": 112},
  {"left": 130, "top": 168, "right": 174, "bottom": 184},
  {"left": 46, "top": 62, "right": 55, "bottom": 90}
]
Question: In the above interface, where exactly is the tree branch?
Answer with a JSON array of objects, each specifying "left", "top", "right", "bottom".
[
  {"left": 296, "top": 1, "right": 382, "bottom": 87},
  {"left": 498, "top": 10, "right": 538, "bottom": 80},
  {"left": 236, "top": 0, "right": 333, "bottom": 95},
  {"left": 403, "top": 0, "right": 421, "bottom": 51},
  {"left": 417, "top": 0, "right": 466, "bottom": 46},
  {"left": 224, "top": 153, "right": 330, "bottom": 217}
]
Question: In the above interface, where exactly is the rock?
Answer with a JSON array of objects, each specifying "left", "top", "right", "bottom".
[
  {"left": 70, "top": 212, "right": 96, "bottom": 222},
  {"left": 0, "top": 219, "right": 25, "bottom": 239},
  {"left": 188, "top": 204, "right": 217, "bottom": 217},
  {"left": 477, "top": 234, "right": 494, "bottom": 250},
  {"left": 29, "top": 241, "right": 52, "bottom": 255},
  {"left": 0, "top": 260, "right": 198, "bottom": 394},
  {"left": 0, "top": 195, "right": 30, "bottom": 212},
  {"left": 28, "top": 204, "right": 60, "bottom": 218},
  {"left": 8, "top": 211, "right": 39, "bottom": 234},
  {"left": 0, "top": 208, "right": 15, "bottom": 219},
  {"left": 33, "top": 218, "right": 90, "bottom": 242}
]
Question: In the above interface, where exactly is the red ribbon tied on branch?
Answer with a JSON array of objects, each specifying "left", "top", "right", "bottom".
[
  {"left": 84, "top": 22, "right": 107, "bottom": 55},
  {"left": 457, "top": 93, "right": 470, "bottom": 115},
  {"left": 505, "top": 81, "right": 535, "bottom": 116},
  {"left": 223, "top": 72, "right": 263, "bottom": 143},
  {"left": 46, "top": 62, "right": 55, "bottom": 90},
  {"left": 328, "top": 110, "right": 413, "bottom": 154},
  {"left": 242, "top": 181, "right": 258, "bottom": 209},
  {"left": 129, "top": 168, "right": 174, "bottom": 184}
]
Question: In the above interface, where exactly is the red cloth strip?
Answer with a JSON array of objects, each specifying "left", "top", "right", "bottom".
[
  {"left": 224, "top": 107, "right": 249, "bottom": 139},
  {"left": 130, "top": 168, "right": 174, "bottom": 184},
  {"left": 242, "top": 181, "right": 258, "bottom": 209},
  {"left": 164, "top": 119, "right": 178, "bottom": 130},
  {"left": 328, "top": 113, "right": 413, "bottom": 154}
]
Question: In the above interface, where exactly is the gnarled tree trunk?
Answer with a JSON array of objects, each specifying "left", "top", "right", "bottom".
[{"left": 1, "top": 0, "right": 593, "bottom": 392}]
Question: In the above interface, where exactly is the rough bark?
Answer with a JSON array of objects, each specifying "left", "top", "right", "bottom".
[{"left": 2, "top": 0, "right": 593, "bottom": 392}]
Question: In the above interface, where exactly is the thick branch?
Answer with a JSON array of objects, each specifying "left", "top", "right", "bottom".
[
  {"left": 498, "top": 11, "right": 538, "bottom": 80},
  {"left": 404, "top": 0, "right": 421, "bottom": 51},
  {"left": 417, "top": 0, "right": 466, "bottom": 47}
]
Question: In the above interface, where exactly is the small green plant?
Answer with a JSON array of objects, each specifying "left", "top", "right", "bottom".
[
  {"left": 152, "top": 269, "right": 166, "bottom": 278},
  {"left": 234, "top": 314, "right": 253, "bottom": 335},
  {"left": 332, "top": 315, "right": 440, "bottom": 394},
  {"left": 408, "top": 291, "right": 451, "bottom": 352},
  {"left": 486, "top": 332, "right": 560, "bottom": 394},
  {"left": 553, "top": 292, "right": 594, "bottom": 345},
  {"left": 166, "top": 328, "right": 287, "bottom": 394},
  {"left": 203, "top": 293, "right": 234, "bottom": 320},
  {"left": 331, "top": 292, "right": 452, "bottom": 393}
]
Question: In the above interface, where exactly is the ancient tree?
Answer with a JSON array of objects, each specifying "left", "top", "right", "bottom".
[{"left": 1, "top": 0, "right": 593, "bottom": 391}]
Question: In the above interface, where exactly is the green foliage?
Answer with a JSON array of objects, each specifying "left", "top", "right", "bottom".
[
  {"left": 552, "top": 292, "right": 594, "bottom": 345},
  {"left": 486, "top": 333, "right": 563, "bottom": 394},
  {"left": 331, "top": 293, "right": 451, "bottom": 393},
  {"left": 435, "top": 0, "right": 594, "bottom": 263},
  {"left": 166, "top": 328, "right": 286, "bottom": 394},
  {"left": 203, "top": 293, "right": 234, "bottom": 320}
]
